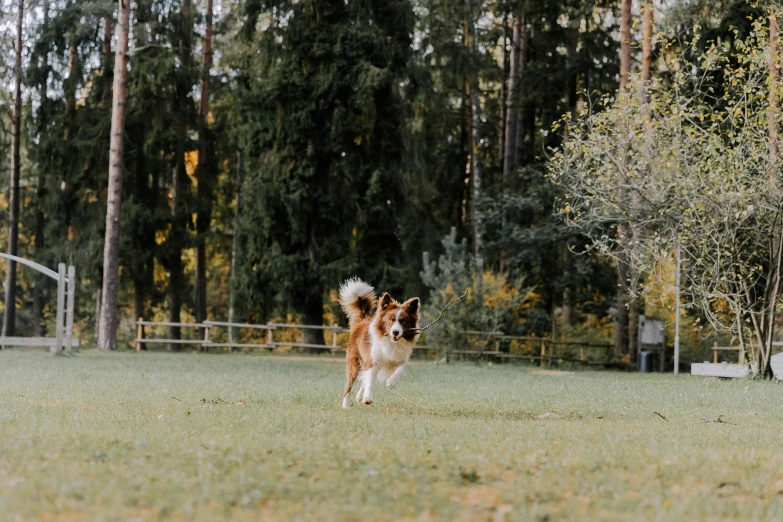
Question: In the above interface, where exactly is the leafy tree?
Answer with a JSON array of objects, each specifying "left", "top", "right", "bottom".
[{"left": 551, "top": 21, "right": 782, "bottom": 375}]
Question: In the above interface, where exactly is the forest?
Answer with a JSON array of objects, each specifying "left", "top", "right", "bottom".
[{"left": 0, "top": 0, "right": 776, "bottom": 367}]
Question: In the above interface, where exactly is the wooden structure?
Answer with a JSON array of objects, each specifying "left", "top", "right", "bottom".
[
  {"left": 772, "top": 352, "right": 783, "bottom": 380},
  {"left": 0, "top": 253, "right": 78, "bottom": 352},
  {"left": 449, "top": 330, "right": 613, "bottom": 367},
  {"left": 133, "top": 319, "right": 613, "bottom": 366},
  {"left": 710, "top": 342, "right": 745, "bottom": 364},
  {"left": 135, "top": 319, "right": 348, "bottom": 352},
  {"left": 134, "top": 318, "right": 441, "bottom": 354},
  {"left": 691, "top": 362, "right": 752, "bottom": 378}
]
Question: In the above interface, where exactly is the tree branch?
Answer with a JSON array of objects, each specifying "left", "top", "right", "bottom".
[{"left": 406, "top": 290, "right": 469, "bottom": 334}]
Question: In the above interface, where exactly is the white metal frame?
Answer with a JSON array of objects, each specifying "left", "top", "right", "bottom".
[{"left": 0, "top": 253, "right": 78, "bottom": 353}]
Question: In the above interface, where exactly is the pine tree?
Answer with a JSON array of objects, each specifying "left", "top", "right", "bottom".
[{"left": 234, "top": 0, "right": 414, "bottom": 343}]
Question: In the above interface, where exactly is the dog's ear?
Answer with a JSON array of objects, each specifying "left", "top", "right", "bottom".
[
  {"left": 403, "top": 297, "right": 419, "bottom": 315},
  {"left": 379, "top": 293, "right": 393, "bottom": 310}
]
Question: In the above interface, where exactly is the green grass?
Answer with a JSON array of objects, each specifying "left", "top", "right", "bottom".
[{"left": 1, "top": 351, "right": 783, "bottom": 521}]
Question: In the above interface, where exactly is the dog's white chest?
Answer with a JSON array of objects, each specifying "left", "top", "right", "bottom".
[{"left": 369, "top": 320, "right": 413, "bottom": 365}]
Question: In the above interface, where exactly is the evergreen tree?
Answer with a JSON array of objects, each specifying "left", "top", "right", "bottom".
[{"left": 234, "top": 0, "right": 415, "bottom": 342}]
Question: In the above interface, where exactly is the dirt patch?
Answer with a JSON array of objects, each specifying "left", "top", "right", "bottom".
[{"left": 530, "top": 369, "right": 572, "bottom": 377}]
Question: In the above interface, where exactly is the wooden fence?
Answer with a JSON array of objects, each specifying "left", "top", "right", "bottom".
[
  {"left": 448, "top": 330, "right": 613, "bottom": 366},
  {"left": 134, "top": 318, "right": 612, "bottom": 366}
]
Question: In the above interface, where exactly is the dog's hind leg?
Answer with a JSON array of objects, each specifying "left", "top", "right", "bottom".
[{"left": 343, "top": 356, "right": 361, "bottom": 409}]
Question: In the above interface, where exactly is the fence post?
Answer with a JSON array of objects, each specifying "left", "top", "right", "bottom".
[
  {"left": 713, "top": 341, "right": 718, "bottom": 364},
  {"left": 738, "top": 346, "right": 744, "bottom": 365},
  {"left": 540, "top": 340, "right": 545, "bottom": 368},
  {"left": 547, "top": 342, "right": 553, "bottom": 368},
  {"left": 580, "top": 345, "right": 585, "bottom": 364},
  {"left": 53, "top": 263, "right": 66, "bottom": 353},
  {"left": 203, "top": 325, "right": 210, "bottom": 352},
  {"left": 331, "top": 323, "right": 338, "bottom": 351},
  {"left": 65, "top": 265, "right": 75, "bottom": 352},
  {"left": 135, "top": 318, "right": 143, "bottom": 352},
  {"left": 266, "top": 326, "right": 273, "bottom": 348}
]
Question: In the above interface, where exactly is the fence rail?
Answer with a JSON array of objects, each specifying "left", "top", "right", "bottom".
[{"left": 133, "top": 318, "right": 612, "bottom": 365}]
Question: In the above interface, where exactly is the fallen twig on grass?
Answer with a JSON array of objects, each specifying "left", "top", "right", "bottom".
[
  {"left": 405, "top": 290, "right": 469, "bottom": 334},
  {"left": 699, "top": 415, "right": 735, "bottom": 425},
  {"left": 654, "top": 411, "right": 669, "bottom": 421}
]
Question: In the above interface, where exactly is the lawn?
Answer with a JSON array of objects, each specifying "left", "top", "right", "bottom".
[{"left": 1, "top": 351, "right": 782, "bottom": 521}]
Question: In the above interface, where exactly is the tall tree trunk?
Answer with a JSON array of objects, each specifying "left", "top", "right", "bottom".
[
  {"left": 503, "top": 14, "right": 522, "bottom": 190},
  {"left": 628, "top": 0, "right": 654, "bottom": 367},
  {"left": 97, "top": 0, "right": 131, "bottom": 351},
  {"left": 764, "top": 6, "right": 781, "bottom": 377},
  {"left": 101, "top": 15, "right": 113, "bottom": 109},
  {"left": 134, "top": 281, "right": 146, "bottom": 350},
  {"left": 228, "top": 152, "right": 245, "bottom": 344},
  {"left": 32, "top": 172, "right": 46, "bottom": 337},
  {"left": 640, "top": 0, "right": 653, "bottom": 107},
  {"left": 195, "top": 0, "right": 214, "bottom": 334},
  {"left": 614, "top": 233, "right": 630, "bottom": 357},
  {"left": 168, "top": 0, "right": 193, "bottom": 350},
  {"left": 614, "top": 0, "right": 632, "bottom": 357},
  {"left": 514, "top": 22, "right": 528, "bottom": 164},
  {"left": 3, "top": 0, "right": 23, "bottom": 339},
  {"left": 561, "top": 16, "right": 580, "bottom": 324},
  {"left": 168, "top": 144, "right": 185, "bottom": 350},
  {"left": 465, "top": 0, "right": 483, "bottom": 303},
  {"left": 619, "top": 0, "right": 632, "bottom": 94},
  {"left": 300, "top": 288, "right": 324, "bottom": 351},
  {"left": 770, "top": 7, "right": 780, "bottom": 165},
  {"left": 498, "top": 14, "right": 508, "bottom": 167},
  {"left": 33, "top": 0, "right": 50, "bottom": 337}
]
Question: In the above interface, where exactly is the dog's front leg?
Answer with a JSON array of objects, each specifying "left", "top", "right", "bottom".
[
  {"left": 361, "top": 366, "right": 378, "bottom": 404},
  {"left": 386, "top": 362, "right": 407, "bottom": 389}
]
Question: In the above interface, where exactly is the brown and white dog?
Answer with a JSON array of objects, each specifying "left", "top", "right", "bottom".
[{"left": 339, "top": 278, "right": 420, "bottom": 408}]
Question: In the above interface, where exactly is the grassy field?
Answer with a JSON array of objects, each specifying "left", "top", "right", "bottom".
[{"left": 1, "top": 351, "right": 782, "bottom": 521}]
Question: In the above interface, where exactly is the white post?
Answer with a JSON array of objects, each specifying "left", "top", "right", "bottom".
[
  {"left": 65, "top": 265, "right": 75, "bottom": 352},
  {"left": 674, "top": 244, "right": 681, "bottom": 375},
  {"left": 53, "top": 263, "right": 65, "bottom": 353}
]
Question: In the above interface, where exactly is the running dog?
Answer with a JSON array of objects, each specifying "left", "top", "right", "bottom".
[{"left": 338, "top": 278, "right": 420, "bottom": 408}]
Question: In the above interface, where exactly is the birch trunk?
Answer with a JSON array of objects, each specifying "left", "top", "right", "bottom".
[
  {"left": 503, "top": 14, "right": 522, "bottom": 184},
  {"left": 465, "top": 0, "right": 483, "bottom": 303}
]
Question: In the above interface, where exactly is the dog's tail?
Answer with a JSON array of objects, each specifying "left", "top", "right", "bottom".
[{"left": 339, "top": 278, "right": 376, "bottom": 327}]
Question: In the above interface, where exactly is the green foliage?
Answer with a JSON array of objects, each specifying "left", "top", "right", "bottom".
[
  {"left": 233, "top": 0, "right": 415, "bottom": 323},
  {"left": 6, "top": 0, "right": 744, "bottom": 348},
  {"left": 550, "top": 18, "right": 782, "bottom": 371},
  {"left": 420, "top": 228, "right": 535, "bottom": 352}
]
